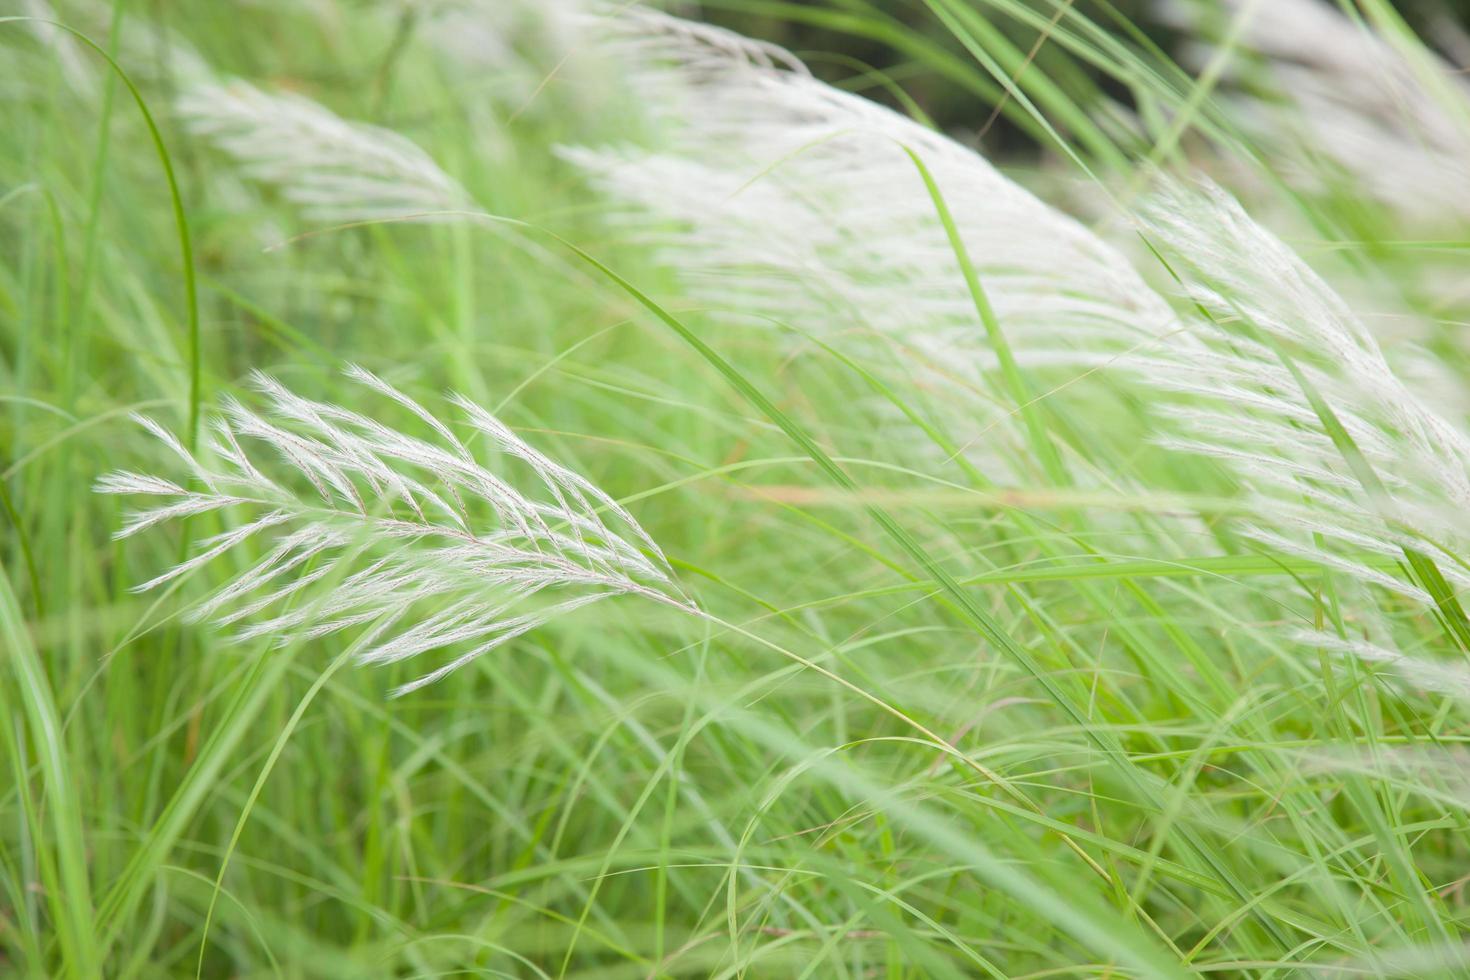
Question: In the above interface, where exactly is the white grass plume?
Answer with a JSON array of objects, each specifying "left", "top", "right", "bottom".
[
  {"left": 420, "top": 0, "right": 587, "bottom": 105},
  {"left": 568, "top": 6, "right": 1470, "bottom": 609},
  {"left": 1139, "top": 179, "right": 1470, "bottom": 604},
  {"left": 1164, "top": 0, "right": 1470, "bottom": 224},
  {"left": 19, "top": 0, "right": 94, "bottom": 96},
  {"left": 1296, "top": 629, "right": 1470, "bottom": 704},
  {"left": 22, "top": 2, "right": 472, "bottom": 227},
  {"left": 97, "top": 368, "right": 692, "bottom": 696},
  {"left": 563, "top": 7, "right": 1180, "bottom": 380},
  {"left": 16, "top": 0, "right": 214, "bottom": 94},
  {"left": 175, "top": 80, "right": 473, "bottom": 224}
]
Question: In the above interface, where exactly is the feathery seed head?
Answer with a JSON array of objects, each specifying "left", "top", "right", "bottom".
[
  {"left": 97, "top": 369, "right": 691, "bottom": 695},
  {"left": 564, "top": 6, "right": 1180, "bottom": 377},
  {"left": 176, "top": 81, "right": 474, "bottom": 224},
  {"left": 1139, "top": 179, "right": 1470, "bottom": 603}
]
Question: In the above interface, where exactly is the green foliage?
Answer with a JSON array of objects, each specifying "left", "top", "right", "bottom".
[{"left": 4, "top": 1, "right": 1470, "bottom": 976}]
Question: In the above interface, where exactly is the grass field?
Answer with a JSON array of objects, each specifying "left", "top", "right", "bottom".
[{"left": 6, "top": 0, "right": 1470, "bottom": 976}]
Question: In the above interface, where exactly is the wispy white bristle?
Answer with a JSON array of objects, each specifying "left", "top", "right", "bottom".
[
  {"left": 562, "top": 6, "right": 1181, "bottom": 391},
  {"left": 1165, "top": 0, "right": 1470, "bottom": 223},
  {"left": 175, "top": 81, "right": 473, "bottom": 224},
  {"left": 99, "top": 369, "right": 693, "bottom": 692},
  {"left": 1297, "top": 629, "right": 1470, "bottom": 702},
  {"left": 1139, "top": 179, "right": 1470, "bottom": 602},
  {"left": 21, "top": 0, "right": 214, "bottom": 93}
]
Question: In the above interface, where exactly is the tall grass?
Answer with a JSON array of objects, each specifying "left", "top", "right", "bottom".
[{"left": 4, "top": 0, "right": 1470, "bottom": 975}]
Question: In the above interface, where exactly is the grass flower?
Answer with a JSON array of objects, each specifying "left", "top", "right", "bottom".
[{"left": 98, "top": 367, "right": 691, "bottom": 695}]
